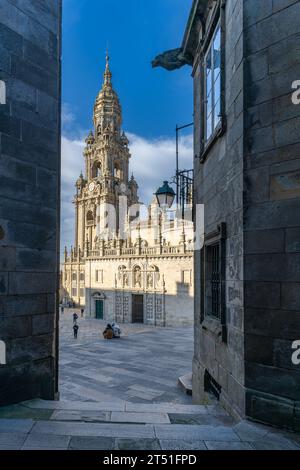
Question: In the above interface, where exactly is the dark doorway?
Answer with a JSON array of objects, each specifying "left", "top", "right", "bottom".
[
  {"left": 132, "top": 294, "right": 144, "bottom": 323},
  {"left": 95, "top": 299, "right": 104, "bottom": 319}
]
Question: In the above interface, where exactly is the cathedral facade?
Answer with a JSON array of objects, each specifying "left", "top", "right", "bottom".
[{"left": 62, "top": 56, "right": 194, "bottom": 326}]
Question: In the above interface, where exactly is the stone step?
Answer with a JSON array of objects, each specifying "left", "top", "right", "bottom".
[
  {"left": 29, "top": 420, "right": 242, "bottom": 442},
  {"left": 50, "top": 410, "right": 171, "bottom": 424},
  {"left": 22, "top": 399, "right": 218, "bottom": 415},
  {"left": 178, "top": 373, "right": 192, "bottom": 395}
]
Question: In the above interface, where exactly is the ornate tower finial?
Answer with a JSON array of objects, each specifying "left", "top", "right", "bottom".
[{"left": 104, "top": 49, "right": 112, "bottom": 85}]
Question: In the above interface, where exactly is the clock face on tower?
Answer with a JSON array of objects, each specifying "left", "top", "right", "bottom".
[{"left": 89, "top": 182, "right": 95, "bottom": 192}]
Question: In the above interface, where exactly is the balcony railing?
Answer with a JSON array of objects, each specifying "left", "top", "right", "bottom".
[{"left": 64, "top": 243, "right": 193, "bottom": 263}]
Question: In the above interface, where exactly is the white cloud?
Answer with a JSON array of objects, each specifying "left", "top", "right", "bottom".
[
  {"left": 60, "top": 135, "right": 85, "bottom": 255},
  {"left": 127, "top": 132, "right": 193, "bottom": 204},
  {"left": 61, "top": 103, "right": 76, "bottom": 127},
  {"left": 60, "top": 131, "right": 193, "bottom": 256}
]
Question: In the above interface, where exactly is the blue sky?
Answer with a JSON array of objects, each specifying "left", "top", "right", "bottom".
[
  {"left": 62, "top": 0, "right": 193, "bottom": 138},
  {"left": 61, "top": 0, "right": 194, "bottom": 253}
]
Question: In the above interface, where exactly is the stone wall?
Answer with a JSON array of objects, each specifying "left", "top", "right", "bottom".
[
  {"left": 82, "top": 255, "right": 194, "bottom": 326},
  {"left": 0, "top": 0, "right": 61, "bottom": 405},
  {"left": 193, "top": 0, "right": 300, "bottom": 429},
  {"left": 243, "top": 0, "right": 300, "bottom": 430},
  {"left": 193, "top": 0, "right": 245, "bottom": 418}
]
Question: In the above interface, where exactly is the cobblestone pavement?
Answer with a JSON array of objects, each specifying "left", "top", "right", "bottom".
[
  {"left": 0, "top": 309, "right": 299, "bottom": 450},
  {"left": 59, "top": 309, "right": 194, "bottom": 404}
]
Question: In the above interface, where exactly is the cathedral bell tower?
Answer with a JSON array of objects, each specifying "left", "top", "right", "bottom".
[{"left": 74, "top": 54, "right": 139, "bottom": 252}]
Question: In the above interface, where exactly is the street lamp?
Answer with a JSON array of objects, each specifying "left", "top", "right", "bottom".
[{"left": 155, "top": 181, "right": 175, "bottom": 209}]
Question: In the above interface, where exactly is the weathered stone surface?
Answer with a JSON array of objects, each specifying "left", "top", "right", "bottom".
[
  {"left": 23, "top": 433, "right": 70, "bottom": 450},
  {"left": 116, "top": 438, "right": 161, "bottom": 450},
  {"left": 0, "top": 0, "right": 61, "bottom": 405},
  {"left": 69, "top": 436, "right": 114, "bottom": 450},
  {"left": 245, "top": 390, "right": 297, "bottom": 430},
  {"left": 190, "top": 0, "right": 300, "bottom": 431}
]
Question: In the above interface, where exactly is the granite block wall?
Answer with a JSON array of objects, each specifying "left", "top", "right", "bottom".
[
  {"left": 0, "top": 0, "right": 61, "bottom": 405},
  {"left": 243, "top": 0, "right": 300, "bottom": 430},
  {"left": 193, "top": 0, "right": 246, "bottom": 418},
  {"left": 193, "top": 0, "right": 300, "bottom": 430}
]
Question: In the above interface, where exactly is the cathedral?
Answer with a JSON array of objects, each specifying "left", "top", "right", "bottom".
[{"left": 61, "top": 55, "right": 194, "bottom": 326}]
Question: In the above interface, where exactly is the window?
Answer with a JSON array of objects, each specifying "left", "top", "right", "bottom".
[
  {"left": 201, "top": 223, "right": 227, "bottom": 341},
  {"left": 181, "top": 270, "right": 192, "bottom": 285},
  {"left": 96, "top": 270, "right": 103, "bottom": 283},
  {"left": 91, "top": 161, "right": 101, "bottom": 178},
  {"left": 204, "top": 23, "right": 221, "bottom": 142},
  {"left": 80, "top": 288, "right": 85, "bottom": 297},
  {"left": 114, "top": 162, "right": 121, "bottom": 179},
  {"left": 86, "top": 211, "right": 94, "bottom": 226},
  {"left": 72, "top": 288, "right": 77, "bottom": 297},
  {"left": 80, "top": 272, "right": 85, "bottom": 283},
  {"left": 205, "top": 243, "right": 220, "bottom": 319},
  {"left": 72, "top": 272, "right": 77, "bottom": 282}
]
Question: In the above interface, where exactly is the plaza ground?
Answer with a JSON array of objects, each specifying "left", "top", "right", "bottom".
[
  {"left": 59, "top": 309, "right": 193, "bottom": 404},
  {"left": 0, "top": 310, "right": 299, "bottom": 450}
]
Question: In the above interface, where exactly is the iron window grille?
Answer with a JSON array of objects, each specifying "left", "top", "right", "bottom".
[
  {"left": 211, "top": 243, "right": 221, "bottom": 318},
  {"left": 201, "top": 223, "right": 227, "bottom": 342}
]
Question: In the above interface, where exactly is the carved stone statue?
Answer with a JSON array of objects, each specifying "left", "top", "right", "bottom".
[{"left": 152, "top": 48, "right": 193, "bottom": 71}]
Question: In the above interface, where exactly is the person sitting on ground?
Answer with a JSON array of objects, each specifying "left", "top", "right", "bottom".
[
  {"left": 103, "top": 323, "right": 114, "bottom": 340},
  {"left": 111, "top": 322, "right": 121, "bottom": 338}
]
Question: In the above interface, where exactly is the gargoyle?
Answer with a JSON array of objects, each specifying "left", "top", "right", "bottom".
[{"left": 151, "top": 47, "right": 193, "bottom": 71}]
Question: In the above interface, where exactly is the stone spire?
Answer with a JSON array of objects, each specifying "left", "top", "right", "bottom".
[
  {"left": 93, "top": 53, "right": 122, "bottom": 134},
  {"left": 103, "top": 50, "right": 112, "bottom": 85}
]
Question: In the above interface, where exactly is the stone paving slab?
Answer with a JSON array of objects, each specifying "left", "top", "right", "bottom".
[
  {"left": 69, "top": 436, "right": 114, "bottom": 450},
  {"left": 22, "top": 433, "right": 71, "bottom": 450},
  {"left": 0, "top": 432, "right": 27, "bottom": 446},
  {"left": 233, "top": 421, "right": 272, "bottom": 441},
  {"left": 0, "top": 404, "right": 53, "bottom": 421},
  {"left": 250, "top": 438, "right": 300, "bottom": 451},
  {"left": 0, "top": 419, "right": 34, "bottom": 434},
  {"left": 23, "top": 399, "right": 126, "bottom": 412},
  {"left": 168, "top": 413, "right": 235, "bottom": 427},
  {"left": 125, "top": 402, "right": 208, "bottom": 414},
  {"left": 0, "top": 445, "right": 22, "bottom": 450},
  {"left": 32, "top": 421, "right": 156, "bottom": 439},
  {"left": 59, "top": 311, "right": 194, "bottom": 405},
  {"left": 154, "top": 424, "right": 241, "bottom": 442},
  {"left": 111, "top": 412, "right": 170, "bottom": 424},
  {"left": 205, "top": 441, "right": 253, "bottom": 450},
  {"left": 159, "top": 439, "right": 207, "bottom": 450},
  {"left": 115, "top": 438, "right": 161, "bottom": 450},
  {"left": 50, "top": 410, "right": 110, "bottom": 422}
]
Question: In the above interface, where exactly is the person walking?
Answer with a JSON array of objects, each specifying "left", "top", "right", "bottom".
[
  {"left": 73, "top": 322, "right": 79, "bottom": 339},
  {"left": 73, "top": 312, "right": 78, "bottom": 324},
  {"left": 80, "top": 308, "right": 84, "bottom": 318}
]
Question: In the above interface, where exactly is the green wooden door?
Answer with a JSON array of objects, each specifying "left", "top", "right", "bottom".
[{"left": 95, "top": 300, "right": 103, "bottom": 319}]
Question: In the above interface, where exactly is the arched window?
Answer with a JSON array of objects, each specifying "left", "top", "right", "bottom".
[
  {"left": 91, "top": 161, "right": 102, "bottom": 178},
  {"left": 80, "top": 272, "right": 85, "bottom": 282},
  {"left": 72, "top": 272, "right": 77, "bottom": 282},
  {"left": 86, "top": 210, "right": 94, "bottom": 226},
  {"left": 114, "top": 162, "right": 121, "bottom": 179}
]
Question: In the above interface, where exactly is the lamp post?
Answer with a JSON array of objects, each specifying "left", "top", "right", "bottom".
[
  {"left": 155, "top": 122, "right": 194, "bottom": 219},
  {"left": 155, "top": 180, "right": 176, "bottom": 209},
  {"left": 176, "top": 122, "right": 193, "bottom": 205}
]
